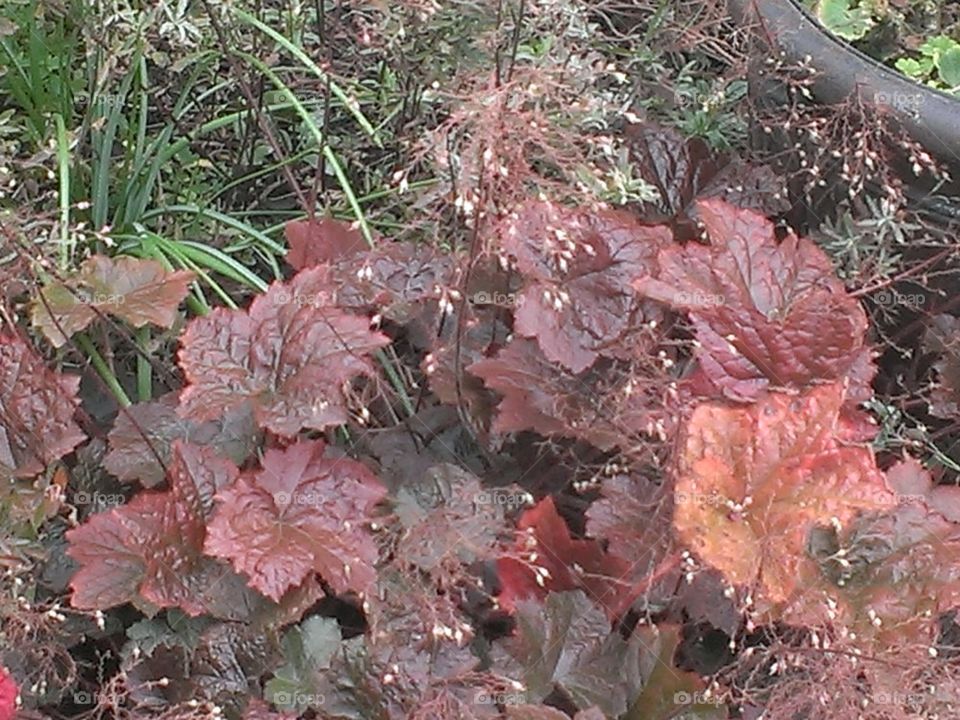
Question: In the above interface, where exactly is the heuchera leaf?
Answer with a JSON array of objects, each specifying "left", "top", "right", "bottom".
[
  {"left": 308, "top": 572, "right": 493, "bottom": 720},
  {"left": 104, "top": 392, "right": 259, "bottom": 488},
  {"left": 886, "top": 457, "right": 960, "bottom": 522},
  {"left": 393, "top": 464, "right": 510, "bottom": 573},
  {"left": 496, "top": 496, "right": 624, "bottom": 618},
  {"left": 626, "top": 121, "right": 789, "bottom": 241},
  {"left": 266, "top": 616, "right": 342, "bottom": 712},
  {"left": 284, "top": 216, "right": 368, "bottom": 269},
  {"left": 177, "top": 267, "right": 390, "bottom": 436},
  {"left": 0, "top": 333, "right": 86, "bottom": 478},
  {"left": 67, "top": 441, "right": 241, "bottom": 614},
  {"left": 786, "top": 458, "right": 960, "bottom": 644},
  {"left": 499, "top": 590, "right": 647, "bottom": 717},
  {"left": 469, "top": 337, "right": 668, "bottom": 451},
  {"left": 203, "top": 440, "right": 386, "bottom": 601},
  {"left": 585, "top": 470, "right": 677, "bottom": 619},
  {"left": 0, "top": 666, "right": 16, "bottom": 720},
  {"left": 32, "top": 255, "right": 194, "bottom": 347},
  {"left": 795, "top": 502, "right": 960, "bottom": 648},
  {"left": 285, "top": 218, "right": 454, "bottom": 324},
  {"left": 674, "top": 383, "right": 895, "bottom": 606},
  {"left": 498, "top": 200, "right": 670, "bottom": 373},
  {"left": 331, "top": 242, "right": 455, "bottom": 324},
  {"left": 635, "top": 199, "right": 873, "bottom": 402},
  {"left": 624, "top": 623, "right": 726, "bottom": 720}
]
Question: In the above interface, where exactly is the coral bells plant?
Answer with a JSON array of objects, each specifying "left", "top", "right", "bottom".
[{"left": 4, "top": 195, "right": 960, "bottom": 720}]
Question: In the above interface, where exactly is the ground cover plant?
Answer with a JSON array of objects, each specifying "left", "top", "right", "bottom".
[
  {"left": 3, "top": 1, "right": 960, "bottom": 719},
  {"left": 805, "top": 0, "right": 960, "bottom": 92}
]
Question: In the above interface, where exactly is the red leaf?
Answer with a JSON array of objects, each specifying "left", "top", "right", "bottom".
[
  {"left": 498, "top": 201, "right": 669, "bottom": 373},
  {"left": 635, "top": 199, "right": 872, "bottom": 401},
  {"left": 626, "top": 121, "right": 789, "bottom": 240},
  {"left": 0, "top": 666, "right": 17, "bottom": 720},
  {"left": 675, "top": 383, "right": 895, "bottom": 606},
  {"left": 0, "top": 333, "right": 86, "bottom": 478},
  {"left": 177, "top": 267, "right": 390, "bottom": 436},
  {"left": 585, "top": 470, "right": 678, "bottom": 618},
  {"left": 67, "top": 442, "right": 240, "bottom": 614},
  {"left": 793, "top": 503, "right": 960, "bottom": 647},
  {"left": 203, "top": 440, "right": 386, "bottom": 601},
  {"left": 497, "top": 496, "right": 624, "bottom": 617},
  {"left": 469, "top": 337, "right": 668, "bottom": 451},
  {"left": 104, "top": 392, "right": 258, "bottom": 488},
  {"left": 331, "top": 242, "right": 455, "bottom": 324},
  {"left": 32, "top": 255, "right": 194, "bottom": 347},
  {"left": 284, "top": 216, "right": 368, "bottom": 270},
  {"left": 886, "top": 457, "right": 960, "bottom": 523}
]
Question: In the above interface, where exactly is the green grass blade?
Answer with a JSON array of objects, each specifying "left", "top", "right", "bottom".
[
  {"left": 236, "top": 51, "right": 374, "bottom": 248},
  {"left": 54, "top": 113, "right": 71, "bottom": 269},
  {"left": 233, "top": 8, "right": 381, "bottom": 146}
]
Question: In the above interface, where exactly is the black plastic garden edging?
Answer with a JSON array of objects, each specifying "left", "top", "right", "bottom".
[{"left": 728, "top": 0, "right": 960, "bottom": 215}]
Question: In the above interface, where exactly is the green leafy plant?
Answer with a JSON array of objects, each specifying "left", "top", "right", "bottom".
[{"left": 895, "top": 35, "right": 960, "bottom": 90}]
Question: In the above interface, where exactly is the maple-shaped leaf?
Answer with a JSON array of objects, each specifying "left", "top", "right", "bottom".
[
  {"left": 32, "top": 255, "right": 194, "bottom": 347},
  {"left": 331, "top": 242, "right": 456, "bottom": 324},
  {"left": 67, "top": 441, "right": 243, "bottom": 614},
  {"left": 0, "top": 666, "right": 16, "bottom": 720},
  {"left": 0, "top": 334, "right": 86, "bottom": 478},
  {"left": 285, "top": 218, "right": 455, "bottom": 324},
  {"left": 674, "top": 383, "right": 895, "bottom": 606},
  {"left": 284, "top": 216, "right": 368, "bottom": 269},
  {"left": 266, "top": 615, "right": 342, "bottom": 712},
  {"left": 204, "top": 440, "right": 386, "bottom": 601},
  {"left": 635, "top": 199, "right": 872, "bottom": 401},
  {"left": 498, "top": 590, "right": 647, "bottom": 717},
  {"left": 393, "top": 464, "right": 511, "bottom": 574},
  {"left": 625, "top": 623, "right": 727, "bottom": 719},
  {"left": 469, "top": 338, "right": 669, "bottom": 451},
  {"left": 626, "top": 120, "right": 789, "bottom": 240},
  {"left": 497, "top": 496, "right": 624, "bottom": 617},
  {"left": 306, "top": 569, "right": 497, "bottom": 720},
  {"left": 585, "top": 470, "right": 677, "bottom": 619},
  {"left": 177, "top": 267, "right": 390, "bottom": 436},
  {"left": 123, "top": 621, "right": 280, "bottom": 716},
  {"left": 105, "top": 392, "right": 259, "bottom": 488},
  {"left": 793, "top": 502, "right": 960, "bottom": 649},
  {"left": 783, "top": 459, "right": 960, "bottom": 645},
  {"left": 886, "top": 457, "right": 960, "bottom": 522},
  {"left": 498, "top": 200, "right": 670, "bottom": 373}
]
